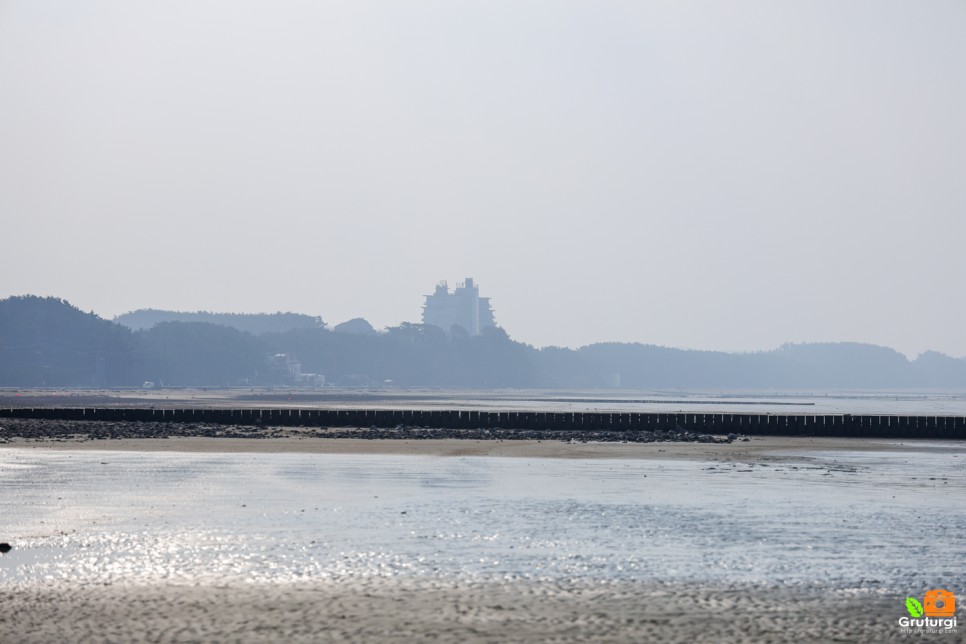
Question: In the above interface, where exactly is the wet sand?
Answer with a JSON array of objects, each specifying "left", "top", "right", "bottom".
[
  {"left": 0, "top": 580, "right": 908, "bottom": 644},
  {"left": 2, "top": 432, "right": 960, "bottom": 643}
]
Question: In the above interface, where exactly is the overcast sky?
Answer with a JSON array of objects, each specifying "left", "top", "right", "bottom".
[{"left": 2, "top": 1, "right": 964, "bottom": 357}]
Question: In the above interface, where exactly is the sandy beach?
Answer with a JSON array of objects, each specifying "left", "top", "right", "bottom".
[{"left": 0, "top": 579, "right": 911, "bottom": 644}]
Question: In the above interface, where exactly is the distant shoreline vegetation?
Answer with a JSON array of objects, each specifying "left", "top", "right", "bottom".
[
  {"left": 1, "top": 295, "right": 965, "bottom": 389},
  {"left": 114, "top": 309, "right": 324, "bottom": 335}
]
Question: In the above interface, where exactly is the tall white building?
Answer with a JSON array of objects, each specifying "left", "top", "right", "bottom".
[{"left": 422, "top": 278, "right": 496, "bottom": 336}]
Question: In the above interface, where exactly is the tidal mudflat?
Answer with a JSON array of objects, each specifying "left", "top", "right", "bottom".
[
  {"left": 6, "top": 386, "right": 966, "bottom": 415},
  {"left": 1, "top": 438, "right": 963, "bottom": 642}
]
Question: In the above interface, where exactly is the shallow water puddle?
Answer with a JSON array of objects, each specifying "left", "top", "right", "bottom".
[{"left": 0, "top": 447, "right": 963, "bottom": 591}]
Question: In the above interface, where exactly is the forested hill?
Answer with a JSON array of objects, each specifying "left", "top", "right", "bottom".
[
  {"left": 0, "top": 296, "right": 135, "bottom": 386},
  {"left": 114, "top": 309, "right": 324, "bottom": 335},
  {"left": 3, "top": 295, "right": 966, "bottom": 389}
]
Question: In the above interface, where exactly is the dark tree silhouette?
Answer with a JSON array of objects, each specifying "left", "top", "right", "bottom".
[{"left": 3, "top": 295, "right": 966, "bottom": 389}]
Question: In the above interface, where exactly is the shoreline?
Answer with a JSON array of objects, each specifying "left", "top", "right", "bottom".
[{"left": 1, "top": 433, "right": 954, "bottom": 460}]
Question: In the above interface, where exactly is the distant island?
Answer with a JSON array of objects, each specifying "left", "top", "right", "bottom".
[{"left": 1, "top": 294, "right": 965, "bottom": 389}]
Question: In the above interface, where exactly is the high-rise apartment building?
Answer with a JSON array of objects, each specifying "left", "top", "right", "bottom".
[{"left": 422, "top": 278, "right": 496, "bottom": 336}]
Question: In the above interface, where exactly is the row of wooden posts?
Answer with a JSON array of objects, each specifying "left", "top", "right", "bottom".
[{"left": 1, "top": 407, "right": 964, "bottom": 439}]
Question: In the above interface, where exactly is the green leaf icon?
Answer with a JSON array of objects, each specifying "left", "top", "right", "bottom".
[{"left": 906, "top": 597, "right": 924, "bottom": 618}]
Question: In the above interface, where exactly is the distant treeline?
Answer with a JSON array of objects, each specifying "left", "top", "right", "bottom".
[
  {"left": 114, "top": 309, "right": 323, "bottom": 335},
  {"left": 2, "top": 295, "right": 966, "bottom": 389}
]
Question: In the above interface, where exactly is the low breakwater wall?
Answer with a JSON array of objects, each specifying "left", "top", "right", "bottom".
[{"left": 1, "top": 407, "right": 964, "bottom": 439}]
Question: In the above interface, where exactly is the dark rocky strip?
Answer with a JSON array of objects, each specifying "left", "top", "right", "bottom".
[{"left": 0, "top": 418, "right": 736, "bottom": 444}]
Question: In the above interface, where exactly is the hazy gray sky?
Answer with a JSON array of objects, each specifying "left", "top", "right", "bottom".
[{"left": 2, "top": 1, "right": 964, "bottom": 357}]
